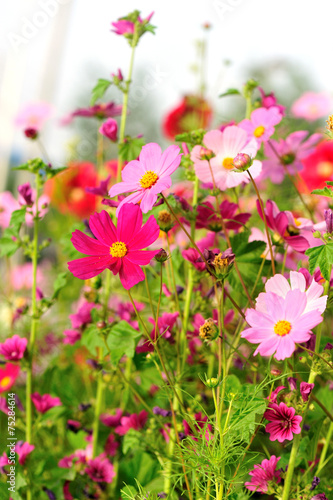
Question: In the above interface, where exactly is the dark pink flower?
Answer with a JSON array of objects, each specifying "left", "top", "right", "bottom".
[
  {"left": 16, "top": 441, "right": 35, "bottom": 465},
  {"left": 85, "top": 455, "right": 115, "bottom": 483},
  {"left": 115, "top": 410, "right": 148, "bottom": 435},
  {"left": 99, "top": 118, "right": 118, "bottom": 141},
  {"left": 69, "top": 302, "right": 95, "bottom": 329},
  {"left": 68, "top": 204, "right": 160, "bottom": 290},
  {"left": 104, "top": 434, "right": 119, "bottom": 457},
  {"left": 0, "top": 364, "right": 20, "bottom": 393},
  {"left": 31, "top": 392, "right": 62, "bottom": 414},
  {"left": 62, "top": 102, "right": 122, "bottom": 125},
  {"left": 183, "top": 412, "right": 213, "bottom": 442},
  {"left": 196, "top": 198, "right": 251, "bottom": 232},
  {"left": 100, "top": 408, "right": 123, "bottom": 427},
  {"left": 63, "top": 329, "right": 82, "bottom": 345},
  {"left": 245, "top": 455, "right": 281, "bottom": 493},
  {"left": 300, "top": 382, "right": 315, "bottom": 402},
  {"left": 136, "top": 312, "right": 179, "bottom": 353},
  {"left": 111, "top": 12, "right": 154, "bottom": 36},
  {"left": 267, "top": 386, "right": 285, "bottom": 404},
  {"left": 18, "top": 183, "right": 34, "bottom": 206},
  {"left": 258, "top": 87, "right": 285, "bottom": 115},
  {"left": 264, "top": 402, "right": 302, "bottom": 442},
  {"left": 0, "top": 335, "right": 27, "bottom": 361}
]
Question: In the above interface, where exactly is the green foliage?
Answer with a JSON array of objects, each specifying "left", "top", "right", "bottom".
[
  {"left": 119, "top": 136, "right": 146, "bottom": 162},
  {"left": 219, "top": 88, "right": 241, "bottom": 98},
  {"left": 175, "top": 129, "right": 206, "bottom": 145},
  {"left": 0, "top": 208, "right": 26, "bottom": 256},
  {"left": 312, "top": 181, "right": 333, "bottom": 198},
  {"left": 305, "top": 242, "right": 333, "bottom": 280},
  {"left": 107, "top": 320, "right": 142, "bottom": 365},
  {"left": 91, "top": 78, "right": 112, "bottom": 106}
]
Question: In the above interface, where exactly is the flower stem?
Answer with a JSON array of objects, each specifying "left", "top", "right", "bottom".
[
  {"left": 117, "top": 33, "right": 137, "bottom": 183},
  {"left": 92, "top": 347, "right": 104, "bottom": 458},
  {"left": 281, "top": 433, "right": 301, "bottom": 500}
]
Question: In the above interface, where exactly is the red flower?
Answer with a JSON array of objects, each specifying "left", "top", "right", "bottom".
[
  {"left": 300, "top": 141, "right": 333, "bottom": 191},
  {"left": 264, "top": 402, "right": 302, "bottom": 442},
  {"left": 162, "top": 95, "right": 213, "bottom": 140},
  {"left": 68, "top": 204, "right": 160, "bottom": 289},
  {"left": 44, "top": 162, "right": 98, "bottom": 218}
]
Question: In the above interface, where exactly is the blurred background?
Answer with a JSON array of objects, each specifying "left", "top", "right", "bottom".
[{"left": 1, "top": 0, "right": 333, "bottom": 190}]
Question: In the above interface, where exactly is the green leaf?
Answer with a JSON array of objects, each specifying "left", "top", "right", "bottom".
[
  {"left": 311, "top": 186, "right": 333, "bottom": 198},
  {"left": 0, "top": 234, "right": 19, "bottom": 257},
  {"left": 45, "top": 166, "right": 68, "bottom": 179},
  {"left": 52, "top": 272, "right": 68, "bottom": 299},
  {"left": 91, "top": 78, "right": 112, "bottom": 106},
  {"left": 81, "top": 324, "right": 107, "bottom": 357},
  {"left": 107, "top": 321, "right": 141, "bottom": 366},
  {"left": 119, "top": 136, "right": 145, "bottom": 163},
  {"left": 9, "top": 208, "right": 26, "bottom": 232},
  {"left": 305, "top": 243, "right": 333, "bottom": 281},
  {"left": 219, "top": 88, "right": 241, "bottom": 98},
  {"left": 175, "top": 129, "right": 206, "bottom": 145},
  {"left": 122, "top": 428, "right": 143, "bottom": 454}
]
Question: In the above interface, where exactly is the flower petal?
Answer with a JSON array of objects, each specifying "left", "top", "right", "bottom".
[
  {"left": 127, "top": 215, "right": 160, "bottom": 250},
  {"left": 71, "top": 230, "right": 109, "bottom": 255},
  {"left": 89, "top": 211, "right": 117, "bottom": 245},
  {"left": 119, "top": 259, "right": 145, "bottom": 289},
  {"left": 117, "top": 204, "right": 143, "bottom": 243},
  {"left": 68, "top": 255, "right": 113, "bottom": 279}
]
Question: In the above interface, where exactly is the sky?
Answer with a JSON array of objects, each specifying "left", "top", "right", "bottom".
[{"left": 1, "top": 0, "right": 333, "bottom": 188}]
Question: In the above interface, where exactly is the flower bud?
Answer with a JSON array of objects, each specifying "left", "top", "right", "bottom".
[
  {"left": 199, "top": 318, "right": 219, "bottom": 341},
  {"left": 99, "top": 118, "right": 118, "bottom": 141},
  {"left": 200, "top": 147, "right": 214, "bottom": 160},
  {"left": 313, "top": 230, "right": 322, "bottom": 238},
  {"left": 233, "top": 153, "right": 252, "bottom": 171},
  {"left": 324, "top": 209, "right": 333, "bottom": 234},
  {"left": 212, "top": 249, "right": 235, "bottom": 280},
  {"left": 24, "top": 127, "right": 38, "bottom": 140},
  {"left": 204, "top": 377, "right": 220, "bottom": 388},
  {"left": 155, "top": 249, "right": 168, "bottom": 263},
  {"left": 157, "top": 210, "right": 174, "bottom": 232}
]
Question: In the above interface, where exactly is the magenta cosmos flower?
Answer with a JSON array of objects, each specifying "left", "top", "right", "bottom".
[
  {"left": 241, "top": 273, "right": 326, "bottom": 360},
  {"left": 16, "top": 441, "right": 35, "bottom": 465},
  {"left": 85, "top": 455, "right": 115, "bottom": 483},
  {"left": 68, "top": 204, "right": 160, "bottom": 290},
  {"left": 191, "top": 126, "right": 261, "bottom": 190},
  {"left": 109, "top": 143, "right": 182, "bottom": 216},
  {"left": 264, "top": 402, "right": 302, "bottom": 442},
  {"left": 239, "top": 107, "right": 282, "bottom": 145},
  {"left": 0, "top": 335, "right": 27, "bottom": 361},
  {"left": 261, "top": 131, "right": 322, "bottom": 184},
  {"left": 245, "top": 455, "right": 281, "bottom": 493},
  {"left": 291, "top": 91, "right": 331, "bottom": 121},
  {"left": 31, "top": 392, "right": 62, "bottom": 414}
]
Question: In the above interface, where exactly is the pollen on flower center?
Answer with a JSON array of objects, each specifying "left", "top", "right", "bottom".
[
  {"left": 222, "top": 157, "right": 234, "bottom": 170},
  {"left": 110, "top": 241, "right": 127, "bottom": 258},
  {"left": 139, "top": 170, "right": 159, "bottom": 189},
  {"left": 0, "top": 376, "right": 11, "bottom": 388},
  {"left": 213, "top": 254, "right": 229, "bottom": 267},
  {"left": 274, "top": 320, "right": 292, "bottom": 336},
  {"left": 254, "top": 125, "right": 265, "bottom": 138}
]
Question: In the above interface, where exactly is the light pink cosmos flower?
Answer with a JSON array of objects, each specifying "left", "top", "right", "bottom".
[
  {"left": 241, "top": 272, "right": 326, "bottom": 360},
  {"left": 245, "top": 455, "right": 281, "bottom": 493},
  {"left": 0, "top": 335, "right": 28, "bottom": 361},
  {"left": 239, "top": 107, "right": 282, "bottom": 145},
  {"left": 261, "top": 131, "right": 322, "bottom": 184},
  {"left": 0, "top": 192, "right": 20, "bottom": 228},
  {"left": 31, "top": 392, "right": 62, "bottom": 414},
  {"left": 264, "top": 402, "right": 302, "bottom": 442},
  {"left": 109, "top": 143, "right": 182, "bottom": 216},
  {"left": 68, "top": 204, "right": 160, "bottom": 290},
  {"left": 191, "top": 126, "right": 262, "bottom": 190},
  {"left": 16, "top": 441, "right": 35, "bottom": 465},
  {"left": 291, "top": 92, "right": 332, "bottom": 121},
  {"left": 15, "top": 102, "right": 52, "bottom": 131}
]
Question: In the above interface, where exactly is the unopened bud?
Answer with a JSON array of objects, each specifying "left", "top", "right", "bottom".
[
  {"left": 200, "top": 147, "right": 214, "bottom": 160},
  {"left": 155, "top": 249, "right": 168, "bottom": 263},
  {"left": 157, "top": 210, "right": 173, "bottom": 232},
  {"left": 204, "top": 377, "right": 220, "bottom": 388},
  {"left": 313, "top": 230, "right": 322, "bottom": 238},
  {"left": 24, "top": 127, "right": 38, "bottom": 140},
  {"left": 324, "top": 209, "right": 333, "bottom": 234},
  {"left": 233, "top": 153, "right": 252, "bottom": 171}
]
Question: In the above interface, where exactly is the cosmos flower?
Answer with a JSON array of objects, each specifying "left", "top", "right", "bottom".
[
  {"left": 264, "top": 402, "right": 302, "bottom": 442},
  {"left": 241, "top": 272, "right": 326, "bottom": 360},
  {"left": 15, "top": 102, "right": 52, "bottom": 137},
  {"left": 162, "top": 95, "right": 213, "bottom": 140},
  {"left": 245, "top": 455, "right": 281, "bottom": 493},
  {"left": 68, "top": 204, "right": 160, "bottom": 289},
  {"left": 261, "top": 131, "right": 322, "bottom": 184},
  {"left": 61, "top": 102, "right": 122, "bottom": 125},
  {"left": 0, "top": 335, "right": 28, "bottom": 361},
  {"left": 195, "top": 198, "right": 251, "bottom": 232},
  {"left": 111, "top": 11, "right": 154, "bottom": 36},
  {"left": 109, "top": 143, "right": 182, "bottom": 215},
  {"left": 239, "top": 107, "right": 282, "bottom": 145},
  {"left": 291, "top": 92, "right": 331, "bottom": 122},
  {"left": 300, "top": 141, "right": 333, "bottom": 191},
  {"left": 31, "top": 393, "right": 62, "bottom": 414},
  {"left": 191, "top": 126, "right": 261, "bottom": 190}
]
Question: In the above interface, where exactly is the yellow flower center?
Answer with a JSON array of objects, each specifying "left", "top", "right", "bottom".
[
  {"left": 139, "top": 170, "right": 159, "bottom": 189},
  {"left": 294, "top": 218, "right": 302, "bottom": 227},
  {"left": 222, "top": 157, "right": 234, "bottom": 170},
  {"left": 0, "top": 376, "right": 11, "bottom": 389},
  {"left": 213, "top": 254, "right": 229, "bottom": 268},
  {"left": 110, "top": 241, "right": 127, "bottom": 258},
  {"left": 274, "top": 320, "right": 292, "bottom": 337},
  {"left": 254, "top": 125, "right": 265, "bottom": 138},
  {"left": 317, "top": 161, "right": 333, "bottom": 177}
]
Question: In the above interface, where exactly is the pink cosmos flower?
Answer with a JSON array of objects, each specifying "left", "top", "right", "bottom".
[
  {"left": 239, "top": 107, "right": 282, "bottom": 145},
  {"left": 69, "top": 302, "right": 95, "bottom": 329},
  {"left": 264, "top": 402, "right": 302, "bottom": 442},
  {"left": 61, "top": 102, "right": 122, "bottom": 125},
  {"left": 99, "top": 118, "right": 118, "bottom": 141},
  {"left": 68, "top": 204, "right": 160, "bottom": 290},
  {"left": 16, "top": 441, "right": 35, "bottom": 465},
  {"left": 195, "top": 198, "right": 251, "bottom": 232},
  {"left": 136, "top": 312, "right": 179, "bottom": 353},
  {"left": 191, "top": 126, "right": 262, "bottom": 190},
  {"left": 31, "top": 392, "right": 62, "bottom": 413},
  {"left": 15, "top": 102, "right": 52, "bottom": 132},
  {"left": 245, "top": 455, "right": 281, "bottom": 493},
  {"left": 63, "top": 329, "right": 82, "bottom": 345},
  {"left": 241, "top": 273, "right": 326, "bottom": 360},
  {"left": 10, "top": 263, "right": 43, "bottom": 291},
  {"left": 100, "top": 408, "right": 123, "bottom": 427},
  {"left": 0, "top": 192, "right": 20, "bottom": 228},
  {"left": 291, "top": 92, "right": 331, "bottom": 121},
  {"left": 115, "top": 410, "right": 148, "bottom": 435},
  {"left": 0, "top": 335, "right": 28, "bottom": 361},
  {"left": 85, "top": 455, "right": 115, "bottom": 483},
  {"left": 109, "top": 143, "right": 182, "bottom": 215},
  {"left": 261, "top": 131, "right": 322, "bottom": 184},
  {"left": 0, "top": 364, "right": 20, "bottom": 393},
  {"left": 111, "top": 12, "right": 154, "bottom": 35},
  {"left": 258, "top": 87, "right": 286, "bottom": 116}
]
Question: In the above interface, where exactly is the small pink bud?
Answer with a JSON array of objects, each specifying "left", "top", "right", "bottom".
[{"left": 233, "top": 153, "right": 252, "bottom": 171}]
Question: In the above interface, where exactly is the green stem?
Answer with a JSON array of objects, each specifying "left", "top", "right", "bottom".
[
  {"left": 317, "top": 420, "right": 333, "bottom": 474},
  {"left": 26, "top": 172, "right": 40, "bottom": 500},
  {"left": 92, "top": 349, "right": 104, "bottom": 458},
  {"left": 245, "top": 96, "right": 252, "bottom": 119},
  {"left": 117, "top": 34, "right": 137, "bottom": 183},
  {"left": 281, "top": 433, "right": 301, "bottom": 500}
]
